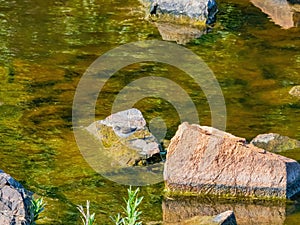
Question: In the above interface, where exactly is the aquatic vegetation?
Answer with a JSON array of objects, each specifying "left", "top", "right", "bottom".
[
  {"left": 111, "top": 187, "right": 144, "bottom": 225},
  {"left": 30, "top": 197, "right": 46, "bottom": 225},
  {"left": 77, "top": 200, "right": 97, "bottom": 225},
  {"left": 150, "top": 13, "right": 206, "bottom": 29}
]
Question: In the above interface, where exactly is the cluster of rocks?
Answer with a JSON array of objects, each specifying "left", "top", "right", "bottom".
[
  {"left": 2, "top": 107, "right": 300, "bottom": 224},
  {"left": 86, "top": 108, "right": 300, "bottom": 224}
]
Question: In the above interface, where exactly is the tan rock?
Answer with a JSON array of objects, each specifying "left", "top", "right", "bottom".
[
  {"left": 164, "top": 122, "right": 300, "bottom": 199},
  {"left": 289, "top": 85, "right": 300, "bottom": 98}
]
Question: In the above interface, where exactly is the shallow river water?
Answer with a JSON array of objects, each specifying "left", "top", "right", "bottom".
[{"left": 0, "top": 0, "right": 300, "bottom": 224}]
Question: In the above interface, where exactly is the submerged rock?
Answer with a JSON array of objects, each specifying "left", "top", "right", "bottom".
[
  {"left": 164, "top": 122, "right": 300, "bottom": 199},
  {"left": 251, "top": 133, "right": 300, "bottom": 153},
  {"left": 0, "top": 170, "right": 32, "bottom": 225},
  {"left": 289, "top": 85, "right": 300, "bottom": 98},
  {"left": 87, "top": 108, "right": 161, "bottom": 167}
]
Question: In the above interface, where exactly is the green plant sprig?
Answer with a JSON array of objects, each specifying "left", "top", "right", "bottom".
[
  {"left": 30, "top": 197, "right": 46, "bottom": 225},
  {"left": 111, "top": 186, "right": 143, "bottom": 225},
  {"left": 77, "top": 200, "right": 97, "bottom": 225}
]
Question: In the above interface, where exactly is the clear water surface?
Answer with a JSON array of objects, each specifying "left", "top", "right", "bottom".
[{"left": 0, "top": 0, "right": 300, "bottom": 224}]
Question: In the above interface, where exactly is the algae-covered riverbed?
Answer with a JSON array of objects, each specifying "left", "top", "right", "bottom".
[{"left": 0, "top": 0, "right": 300, "bottom": 224}]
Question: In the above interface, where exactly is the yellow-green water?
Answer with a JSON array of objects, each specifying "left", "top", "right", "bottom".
[{"left": 0, "top": 0, "right": 300, "bottom": 224}]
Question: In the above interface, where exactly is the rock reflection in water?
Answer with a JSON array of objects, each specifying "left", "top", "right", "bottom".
[
  {"left": 251, "top": 0, "right": 300, "bottom": 29},
  {"left": 162, "top": 196, "right": 288, "bottom": 225},
  {"left": 155, "top": 22, "right": 206, "bottom": 45}
]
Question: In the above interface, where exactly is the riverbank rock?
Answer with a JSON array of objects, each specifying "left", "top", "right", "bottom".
[
  {"left": 0, "top": 170, "right": 32, "bottom": 225},
  {"left": 86, "top": 108, "right": 161, "bottom": 167},
  {"left": 289, "top": 85, "right": 300, "bottom": 97},
  {"left": 164, "top": 122, "right": 300, "bottom": 199},
  {"left": 251, "top": 133, "right": 300, "bottom": 153}
]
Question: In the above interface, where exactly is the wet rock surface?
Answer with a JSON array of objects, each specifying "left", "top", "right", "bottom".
[
  {"left": 0, "top": 170, "right": 32, "bottom": 225},
  {"left": 87, "top": 108, "right": 161, "bottom": 166},
  {"left": 144, "top": 0, "right": 218, "bottom": 22},
  {"left": 251, "top": 133, "right": 300, "bottom": 153},
  {"left": 164, "top": 122, "right": 300, "bottom": 199}
]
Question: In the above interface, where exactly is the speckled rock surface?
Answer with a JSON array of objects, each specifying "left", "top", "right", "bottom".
[
  {"left": 164, "top": 122, "right": 300, "bottom": 199},
  {"left": 0, "top": 170, "right": 32, "bottom": 225}
]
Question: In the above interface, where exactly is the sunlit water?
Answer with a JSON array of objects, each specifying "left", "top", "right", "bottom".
[{"left": 0, "top": 0, "right": 300, "bottom": 224}]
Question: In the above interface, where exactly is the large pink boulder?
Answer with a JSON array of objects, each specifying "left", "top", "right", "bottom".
[{"left": 164, "top": 122, "right": 300, "bottom": 199}]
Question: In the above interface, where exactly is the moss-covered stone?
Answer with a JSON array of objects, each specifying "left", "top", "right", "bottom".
[
  {"left": 251, "top": 133, "right": 300, "bottom": 153},
  {"left": 86, "top": 108, "right": 162, "bottom": 167}
]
